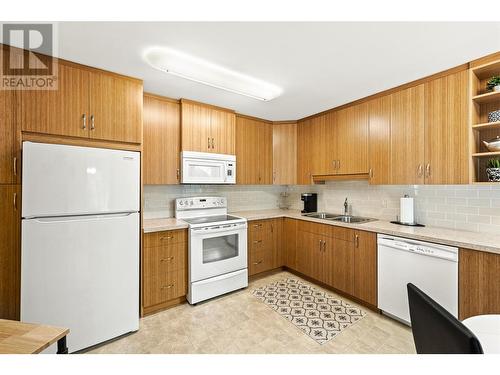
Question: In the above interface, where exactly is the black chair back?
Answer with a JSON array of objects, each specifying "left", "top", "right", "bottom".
[{"left": 407, "top": 283, "right": 483, "bottom": 354}]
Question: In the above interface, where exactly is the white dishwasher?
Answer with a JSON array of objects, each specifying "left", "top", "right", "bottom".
[{"left": 377, "top": 234, "right": 458, "bottom": 325}]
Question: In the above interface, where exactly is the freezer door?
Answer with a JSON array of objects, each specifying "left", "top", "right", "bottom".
[
  {"left": 21, "top": 212, "right": 140, "bottom": 353},
  {"left": 22, "top": 142, "right": 140, "bottom": 218}
]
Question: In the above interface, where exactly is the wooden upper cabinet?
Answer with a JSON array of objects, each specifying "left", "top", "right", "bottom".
[
  {"left": 19, "top": 60, "right": 143, "bottom": 144},
  {"left": 390, "top": 84, "right": 425, "bottom": 184},
  {"left": 336, "top": 103, "right": 369, "bottom": 175},
  {"left": 0, "top": 185, "right": 21, "bottom": 320},
  {"left": 210, "top": 110, "right": 235, "bottom": 155},
  {"left": 89, "top": 72, "right": 143, "bottom": 144},
  {"left": 0, "top": 90, "right": 16, "bottom": 184},
  {"left": 19, "top": 63, "right": 90, "bottom": 139},
  {"left": 297, "top": 119, "right": 313, "bottom": 184},
  {"left": 272, "top": 122, "right": 297, "bottom": 185},
  {"left": 180, "top": 100, "right": 235, "bottom": 154},
  {"left": 424, "top": 70, "right": 468, "bottom": 184},
  {"left": 181, "top": 100, "right": 211, "bottom": 152},
  {"left": 235, "top": 116, "right": 272, "bottom": 184},
  {"left": 143, "top": 94, "right": 180, "bottom": 185},
  {"left": 368, "top": 95, "right": 391, "bottom": 185},
  {"left": 310, "top": 113, "right": 335, "bottom": 176}
]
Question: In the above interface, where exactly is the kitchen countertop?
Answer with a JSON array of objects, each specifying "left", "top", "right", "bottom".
[{"left": 143, "top": 209, "right": 500, "bottom": 255}]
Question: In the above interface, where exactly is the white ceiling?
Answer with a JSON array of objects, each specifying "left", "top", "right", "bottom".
[{"left": 55, "top": 22, "right": 500, "bottom": 120}]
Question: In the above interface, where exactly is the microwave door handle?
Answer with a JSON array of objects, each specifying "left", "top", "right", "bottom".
[{"left": 223, "top": 163, "right": 227, "bottom": 182}]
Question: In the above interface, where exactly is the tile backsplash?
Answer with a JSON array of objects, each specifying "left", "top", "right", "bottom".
[{"left": 144, "top": 181, "right": 500, "bottom": 234}]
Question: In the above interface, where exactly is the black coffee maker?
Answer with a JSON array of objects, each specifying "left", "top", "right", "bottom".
[{"left": 301, "top": 193, "right": 317, "bottom": 213}]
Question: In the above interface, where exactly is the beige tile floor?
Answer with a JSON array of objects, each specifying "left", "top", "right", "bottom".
[{"left": 88, "top": 271, "right": 416, "bottom": 354}]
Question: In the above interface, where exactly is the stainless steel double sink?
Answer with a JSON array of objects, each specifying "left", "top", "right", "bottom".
[{"left": 301, "top": 212, "right": 377, "bottom": 224}]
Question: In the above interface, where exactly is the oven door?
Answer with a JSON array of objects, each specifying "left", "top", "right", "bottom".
[{"left": 189, "top": 223, "right": 247, "bottom": 282}]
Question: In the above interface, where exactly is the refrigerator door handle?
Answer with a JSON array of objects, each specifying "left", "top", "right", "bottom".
[{"left": 29, "top": 212, "right": 136, "bottom": 223}]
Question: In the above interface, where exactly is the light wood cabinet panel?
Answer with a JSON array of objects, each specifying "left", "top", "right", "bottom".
[
  {"left": 353, "top": 230, "right": 377, "bottom": 306},
  {"left": 283, "top": 218, "right": 297, "bottom": 270},
  {"left": 459, "top": 248, "right": 500, "bottom": 320},
  {"left": 297, "top": 119, "right": 313, "bottom": 184},
  {"left": 390, "top": 84, "right": 425, "bottom": 184},
  {"left": 424, "top": 70, "right": 468, "bottom": 184},
  {"left": 336, "top": 103, "right": 369, "bottom": 175},
  {"left": 331, "top": 238, "right": 355, "bottom": 296},
  {"left": 142, "top": 229, "right": 187, "bottom": 312},
  {"left": 259, "top": 121, "right": 273, "bottom": 184},
  {"left": 143, "top": 95, "right": 180, "bottom": 184},
  {"left": 272, "top": 122, "right": 297, "bottom": 185},
  {"left": 368, "top": 95, "right": 391, "bottom": 185},
  {"left": 181, "top": 101, "right": 211, "bottom": 152},
  {"left": 248, "top": 219, "right": 282, "bottom": 275},
  {"left": 235, "top": 116, "right": 273, "bottom": 184},
  {"left": 89, "top": 72, "right": 143, "bottom": 143},
  {"left": 0, "top": 90, "right": 16, "bottom": 184},
  {"left": 310, "top": 113, "right": 336, "bottom": 176},
  {"left": 296, "top": 229, "right": 314, "bottom": 277},
  {"left": 19, "top": 63, "right": 90, "bottom": 139},
  {"left": 181, "top": 100, "right": 236, "bottom": 154},
  {"left": 210, "top": 110, "right": 235, "bottom": 155},
  {"left": 0, "top": 185, "right": 21, "bottom": 320}
]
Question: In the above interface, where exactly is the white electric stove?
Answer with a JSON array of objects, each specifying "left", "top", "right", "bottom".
[{"left": 175, "top": 197, "right": 248, "bottom": 304}]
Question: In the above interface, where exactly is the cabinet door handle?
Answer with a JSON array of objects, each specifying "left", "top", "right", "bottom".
[
  {"left": 273, "top": 171, "right": 276, "bottom": 182},
  {"left": 211, "top": 138, "right": 215, "bottom": 149},
  {"left": 208, "top": 137, "right": 211, "bottom": 149},
  {"left": 82, "top": 114, "right": 86, "bottom": 130},
  {"left": 90, "top": 115, "right": 95, "bottom": 131},
  {"left": 160, "top": 236, "right": 173, "bottom": 241},
  {"left": 160, "top": 256, "right": 174, "bottom": 262},
  {"left": 425, "top": 163, "right": 431, "bottom": 177},
  {"left": 417, "top": 164, "right": 423, "bottom": 177},
  {"left": 369, "top": 168, "right": 373, "bottom": 179},
  {"left": 355, "top": 234, "right": 359, "bottom": 248},
  {"left": 253, "top": 224, "right": 263, "bottom": 228},
  {"left": 253, "top": 260, "right": 263, "bottom": 265},
  {"left": 161, "top": 284, "right": 174, "bottom": 289},
  {"left": 253, "top": 240, "right": 262, "bottom": 244},
  {"left": 13, "top": 157, "right": 17, "bottom": 176},
  {"left": 176, "top": 169, "right": 180, "bottom": 180},
  {"left": 13, "top": 192, "right": 17, "bottom": 210}
]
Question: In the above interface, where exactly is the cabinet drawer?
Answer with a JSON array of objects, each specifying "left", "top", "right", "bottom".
[
  {"left": 144, "top": 229, "right": 187, "bottom": 248},
  {"left": 158, "top": 241, "right": 187, "bottom": 272},
  {"left": 158, "top": 269, "right": 187, "bottom": 302},
  {"left": 248, "top": 220, "right": 274, "bottom": 235},
  {"left": 249, "top": 235, "right": 273, "bottom": 252},
  {"left": 249, "top": 249, "right": 273, "bottom": 276}
]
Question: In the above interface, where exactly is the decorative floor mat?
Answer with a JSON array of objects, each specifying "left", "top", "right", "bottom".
[{"left": 252, "top": 278, "right": 366, "bottom": 344}]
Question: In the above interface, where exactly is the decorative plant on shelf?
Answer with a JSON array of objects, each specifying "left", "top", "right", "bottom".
[
  {"left": 486, "top": 158, "right": 500, "bottom": 182},
  {"left": 486, "top": 75, "right": 500, "bottom": 92}
]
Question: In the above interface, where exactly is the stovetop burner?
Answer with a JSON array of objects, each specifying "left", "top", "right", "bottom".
[{"left": 182, "top": 214, "right": 243, "bottom": 226}]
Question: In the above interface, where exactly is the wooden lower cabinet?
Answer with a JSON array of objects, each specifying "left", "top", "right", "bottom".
[
  {"left": 289, "top": 219, "right": 377, "bottom": 307},
  {"left": 0, "top": 185, "right": 21, "bottom": 320},
  {"left": 142, "top": 229, "right": 187, "bottom": 316},
  {"left": 459, "top": 248, "right": 500, "bottom": 320},
  {"left": 248, "top": 218, "right": 282, "bottom": 276}
]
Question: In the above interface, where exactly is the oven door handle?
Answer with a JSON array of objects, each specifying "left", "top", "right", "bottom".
[{"left": 191, "top": 224, "right": 247, "bottom": 235}]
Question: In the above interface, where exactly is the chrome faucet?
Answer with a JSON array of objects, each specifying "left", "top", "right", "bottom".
[{"left": 344, "top": 197, "right": 349, "bottom": 216}]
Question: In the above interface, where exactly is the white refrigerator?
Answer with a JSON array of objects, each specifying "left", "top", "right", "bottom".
[{"left": 21, "top": 142, "right": 140, "bottom": 353}]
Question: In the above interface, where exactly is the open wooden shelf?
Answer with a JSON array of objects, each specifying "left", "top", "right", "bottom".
[
  {"left": 472, "top": 121, "right": 500, "bottom": 130},
  {"left": 472, "top": 151, "right": 500, "bottom": 158},
  {"left": 472, "top": 60, "right": 500, "bottom": 80},
  {"left": 472, "top": 90, "right": 500, "bottom": 104}
]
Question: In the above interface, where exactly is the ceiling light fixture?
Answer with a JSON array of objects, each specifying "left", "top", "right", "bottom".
[{"left": 143, "top": 46, "right": 283, "bottom": 101}]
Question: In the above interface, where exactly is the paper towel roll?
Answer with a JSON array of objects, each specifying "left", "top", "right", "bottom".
[{"left": 400, "top": 196, "right": 414, "bottom": 224}]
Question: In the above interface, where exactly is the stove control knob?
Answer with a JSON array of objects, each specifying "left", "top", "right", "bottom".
[
  {"left": 189, "top": 201, "right": 193, "bottom": 206},
  {"left": 179, "top": 201, "right": 183, "bottom": 206}
]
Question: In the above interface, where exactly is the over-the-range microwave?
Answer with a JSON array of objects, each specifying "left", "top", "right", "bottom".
[{"left": 181, "top": 151, "right": 236, "bottom": 184}]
